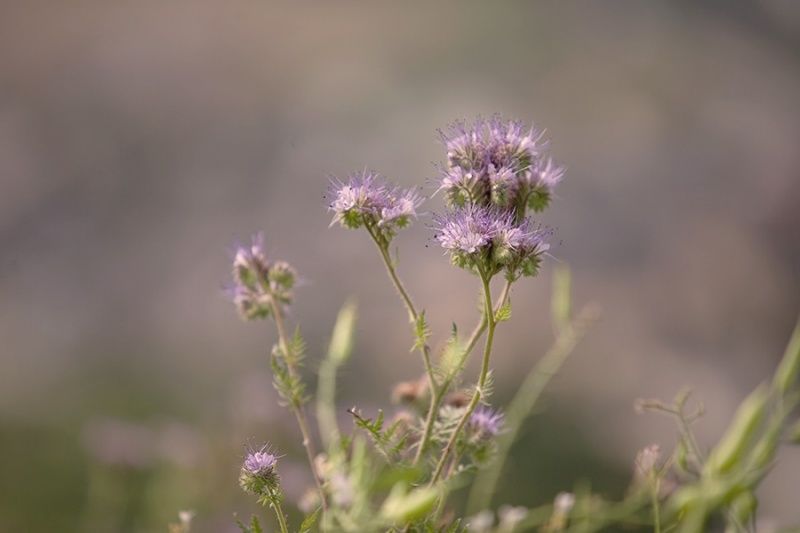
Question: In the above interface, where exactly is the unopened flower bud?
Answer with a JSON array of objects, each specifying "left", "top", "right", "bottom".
[
  {"left": 634, "top": 443, "right": 662, "bottom": 482},
  {"left": 391, "top": 375, "right": 429, "bottom": 405},
  {"left": 227, "top": 234, "right": 298, "bottom": 321},
  {"left": 444, "top": 390, "right": 471, "bottom": 408}
]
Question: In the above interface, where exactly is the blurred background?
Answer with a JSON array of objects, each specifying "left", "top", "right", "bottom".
[{"left": 1, "top": 1, "right": 799, "bottom": 531}]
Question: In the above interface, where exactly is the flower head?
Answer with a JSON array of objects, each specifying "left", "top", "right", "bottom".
[
  {"left": 434, "top": 207, "right": 551, "bottom": 279},
  {"left": 438, "top": 116, "right": 562, "bottom": 216},
  {"left": 521, "top": 157, "right": 565, "bottom": 213},
  {"left": 468, "top": 406, "right": 504, "bottom": 439},
  {"left": 228, "top": 234, "right": 297, "bottom": 321},
  {"left": 244, "top": 449, "right": 278, "bottom": 475},
  {"left": 239, "top": 444, "right": 280, "bottom": 497},
  {"left": 329, "top": 171, "right": 422, "bottom": 239}
]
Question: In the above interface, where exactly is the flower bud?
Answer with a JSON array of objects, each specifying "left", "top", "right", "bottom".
[
  {"left": 444, "top": 390, "right": 471, "bottom": 408},
  {"left": 227, "top": 234, "right": 298, "bottom": 321},
  {"left": 391, "top": 375, "right": 428, "bottom": 405},
  {"left": 633, "top": 443, "right": 662, "bottom": 482}
]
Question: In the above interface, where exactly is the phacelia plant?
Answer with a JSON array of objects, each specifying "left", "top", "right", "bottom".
[{"left": 217, "top": 116, "right": 800, "bottom": 533}]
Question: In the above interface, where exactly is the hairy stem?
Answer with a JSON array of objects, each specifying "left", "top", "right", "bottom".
[
  {"left": 413, "top": 280, "right": 512, "bottom": 465},
  {"left": 269, "top": 493, "right": 290, "bottom": 533},
  {"left": 269, "top": 300, "right": 328, "bottom": 511},
  {"left": 430, "top": 273, "right": 497, "bottom": 485},
  {"left": 365, "top": 224, "right": 439, "bottom": 408}
]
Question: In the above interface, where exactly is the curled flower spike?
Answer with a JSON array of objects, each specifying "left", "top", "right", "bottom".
[
  {"left": 329, "top": 171, "right": 422, "bottom": 241},
  {"left": 433, "top": 206, "right": 551, "bottom": 279},
  {"left": 522, "top": 157, "right": 565, "bottom": 213},
  {"left": 239, "top": 445, "right": 281, "bottom": 497},
  {"left": 228, "top": 233, "right": 297, "bottom": 320},
  {"left": 438, "top": 116, "right": 562, "bottom": 217},
  {"left": 468, "top": 406, "right": 504, "bottom": 439}
]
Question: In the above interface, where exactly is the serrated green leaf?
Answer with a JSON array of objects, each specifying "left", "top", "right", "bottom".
[
  {"left": 774, "top": 318, "right": 800, "bottom": 396},
  {"left": 412, "top": 311, "right": 431, "bottom": 352},
  {"left": 495, "top": 301, "right": 512, "bottom": 322},
  {"left": 299, "top": 508, "right": 320, "bottom": 533},
  {"left": 233, "top": 514, "right": 262, "bottom": 533},
  {"left": 437, "top": 326, "right": 466, "bottom": 384}
]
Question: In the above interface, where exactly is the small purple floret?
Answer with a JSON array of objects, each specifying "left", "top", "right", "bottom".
[
  {"left": 244, "top": 448, "right": 277, "bottom": 475},
  {"left": 434, "top": 205, "right": 506, "bottom": 255},
  {"left": 469, "top": 406, "right": 504, "bottom": 437}
]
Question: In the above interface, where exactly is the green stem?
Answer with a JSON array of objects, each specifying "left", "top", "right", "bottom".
[
  {"left": 466, "top": 304, "right": 599, "bottom": 513},
  {"left": 413, "top": 280, "right": 511, "bottom": 465},
  {"left": 652, "top": 478, "right": 661, "bottom": 533},
  {"left": 430, "top": 273, "right": 497, "bottom": 485},
  {"left": 364, "top": 224, "right": 439, "bottom": 411},
  {"left": 269, "top": 493, "right": 290, "bottom": 533},
  {"left": 268, "top": 300, "right": 328, "bottom": 512}
]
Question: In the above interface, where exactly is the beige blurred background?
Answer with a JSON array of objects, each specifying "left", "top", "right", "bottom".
[{"left": 1, "top": 1, "right": 799, "bottom": 531}]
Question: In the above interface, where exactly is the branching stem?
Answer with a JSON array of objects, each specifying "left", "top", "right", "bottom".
[
  {"left": 430, "top": 273, "right": 497, "bottom": 484},
  {"left": 268, "top": 299, "right": 328, "bottom": 512},
  {"left": 268, "top": 492, "right": 290, "bottom": 533},
  {"left": 413, "top": 280, "right": 511, "bottom": 465}
]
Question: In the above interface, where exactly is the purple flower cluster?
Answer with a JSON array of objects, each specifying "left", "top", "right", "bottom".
[
  {"left": 439, "top": 117, "right": 563, "bottom": 215},
  {"left": 434, "top": 116, "right": 560, "bottom": 279},
  {"left": 239, "top": 445, "right": 280, "bottom": 496},
  {"left": 468, "top": 406, "right": 504, "bottom": 439},
  {"left": 434, "top": 207, "right": 551, "bottom": 279},
  {"left": 329, "top": 171, "right": 422, "bottom": 241},
  {"left": 229, "top": 233, "right": 296, "bottom": 320}
]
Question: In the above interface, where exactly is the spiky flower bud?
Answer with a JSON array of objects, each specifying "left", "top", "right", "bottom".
[
  {"left": 329, "top": 171, "right": 422, "bottom": 241},
  {"left": 239, "top": 445, "right": 281, "bottom": 498},
  {"left": 228, "top": 234, "right": 297, "bottom": 321}
]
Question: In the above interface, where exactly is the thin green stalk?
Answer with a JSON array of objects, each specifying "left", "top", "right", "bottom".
[
  {"left": 430, "top": 273, "right": 497, "bottom": 485},
  {"left": 268, "top": 300, "right": 328, "bottom": 511},
  {"left": 467, "top": 304, "right": 599, "bottom": 513},
  {"left": 365, "top": 225, "right": 437, "bottom": 391},
  {"left": 652, "top": 478, "right": 661, "bottom": 533},
  {"left": 269, "top": 494, "right": 290, "bottom": 533},
  {"left": 413, "top": 280, "right": 512, "bottom": 465}
]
